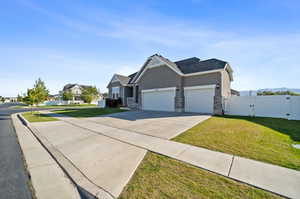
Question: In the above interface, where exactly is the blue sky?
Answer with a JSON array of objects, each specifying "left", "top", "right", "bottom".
[{"left": 1, "top": 0, "right": 300, "bottom": 96}]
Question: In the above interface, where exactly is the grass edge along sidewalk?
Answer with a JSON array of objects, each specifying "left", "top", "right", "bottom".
[
  {"left": 173, "top": 115, "right": 300, "bottom": 171},
  {"left": 119, "top": 152, "right": 282, "bottom": 199},
  {"left": 22, "top": 112, "right": 59, "bottom": 123},
  {"left": 52, "top": 108, "right": 127, "bottom": 118}
]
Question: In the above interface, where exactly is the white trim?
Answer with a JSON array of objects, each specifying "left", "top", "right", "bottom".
[
  {"left": 111, "top": 86, "right": 120, "bottom": 99},
  {"left": 184, "top": 84, "right": 216, "bottom": 90},
  {"left": 225, "top": 63, "right": 233, "bottom": 72},
  {"left": 111, "top": 74, "right": 121, "bottom": 83},
  {"left": 131, "top": 57, "right": 151, "bottom": 83},
  {"left": 224, "top": 63, "right": 234, "bottom": 81},
  {"left": 147, "top": 63, "right": 165, "bottom": 69},
  {"left": 135, "top": 66, "right": 225, "bottom": 83},
  {"left": 184, "top": 69, "right": 223, "bottom": 77},
  {"left": 107, "top": 74, "right": 122, "bottom": 88},
  {"left": 122, "top": 87, "right": 125, "bottom": 103},
  {"left": 142, "top": 87, "right": 176, "bottom": 93},
  {"left": 133, "top": 55, "right": 184, "bottom": 83},
  {"left": 131, "top": 55, "right": 232, "bottom": 84},
  {"left": 155, "top": 56, "right": 184, "bottom": 75}
]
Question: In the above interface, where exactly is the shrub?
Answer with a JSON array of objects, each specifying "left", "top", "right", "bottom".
[{"left": 105, "top": 98, "right": 122, "bottom": 108}]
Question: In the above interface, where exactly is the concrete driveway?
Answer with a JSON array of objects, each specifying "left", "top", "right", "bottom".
[
  {"left": 30, "top": 121, "right": 146, "bottom": 198},
  {"left": 27, "top": 111, "right": 210, "bottom": 198},
  {"left": 85, "top": 111, "right": 211, "bottom": 139}
]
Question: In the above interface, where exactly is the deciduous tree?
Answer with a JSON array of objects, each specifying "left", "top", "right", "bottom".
[
  {"left": 80, "top": 86, "right": 99, "bottom": 104},
  {"left": 62, "top": 91, "right": 73, "bottom": 101}
]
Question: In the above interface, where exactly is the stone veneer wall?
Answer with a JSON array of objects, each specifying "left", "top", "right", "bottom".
[
  {"left": 213, "top": 86, "right": 223, "bottom": 115},
  {"left": 175, "top": 77, "right": 184, "bottom": 112}
]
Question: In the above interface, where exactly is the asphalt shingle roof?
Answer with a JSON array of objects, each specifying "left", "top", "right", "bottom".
[
  {"left": 175, "top": 58, "right": 227, "bottom": 74},
  {"left": 63, "top": 84, "right": 93, "bottom": 91},
  {"left": 128, "top": 72, "right": 138, "bottom": 84},
  {"left": 115, "top": 74, "right": 131, "bottom": 85},
  {"left": 114, "top": 55, "right": 228, "bottom": 85}
]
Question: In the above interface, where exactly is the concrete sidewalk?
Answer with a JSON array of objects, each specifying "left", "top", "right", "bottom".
[
  {"left": 11, "top": 114, "right": 81, "bottom": 199},
  {"left": 28, "top": 117, "right": 146, "bottom": 198},
  {"left": 43, "top": 111, "right": 300, "bottom": 199}
]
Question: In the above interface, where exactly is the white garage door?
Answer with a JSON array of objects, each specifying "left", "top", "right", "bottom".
[
  {"left": 184, "top": 85, "right": 215, "bottom": 114},
  {"left": 142, "top": 88, "right": 175, "bottom": 112}
]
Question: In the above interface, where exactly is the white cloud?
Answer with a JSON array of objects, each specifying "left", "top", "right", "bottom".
[{"left": 7, "top": 0, "right": 300, "bottom": 95}]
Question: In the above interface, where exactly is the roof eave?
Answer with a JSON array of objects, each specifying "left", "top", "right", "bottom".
[
  {"left": 224, "top": 63, "right": 234, "bottom": 81},
  {"left": 183, "top": 69, "right": 224, "bottom": 77},
  {"left": 133, "top": 55, "right": 184, "bottom": 83}
]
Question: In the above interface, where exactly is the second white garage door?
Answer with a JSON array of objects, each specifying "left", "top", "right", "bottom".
[
  {"left": 142, "top": 88, "right": 175, "bottom": 112},
  {"left": 184, "top": 85, "right": 215, "bottom": 114}
]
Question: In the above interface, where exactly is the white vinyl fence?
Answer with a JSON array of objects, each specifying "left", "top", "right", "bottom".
[
  {"left": 225, "top": 96, "right": 300, "bottom": 120},
  {"left": 40, "top": 100, "right": 84, "bottom": 106},
  {"left": 98, "top": 100, "right": 106, "bottom": 108}
]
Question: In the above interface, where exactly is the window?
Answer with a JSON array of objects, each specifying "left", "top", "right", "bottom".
[{"left": 112, "top": 87, "right": 120, "bottom": 99}]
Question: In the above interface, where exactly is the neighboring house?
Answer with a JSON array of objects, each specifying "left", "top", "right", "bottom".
[
  {"left": 48, "top": 94, "right": 61, "bottom": 101},
  {"left": 62, "top": 84, "right": 91, "bottom": 100},
  {"left": 107, "top": 54, "right": 234, "bottom": 114},
  {"left": 4, "top": 97, "right": 17, "bottom": 102},
  {"left": 62, "top": 84, "right": 102, "bottom": 103}
]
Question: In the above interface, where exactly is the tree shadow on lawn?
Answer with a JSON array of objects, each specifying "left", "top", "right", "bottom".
[
  {"left": 52, "top": 108, "right": 204, "bottom": 121},
  {"left": 220, "top": 115, "right": 300, "bottom": 142}
]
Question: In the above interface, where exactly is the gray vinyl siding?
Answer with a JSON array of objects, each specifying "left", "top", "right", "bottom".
[
  {"left": 108, "top": 81, "right": 122, "bottom": 88},
  {"left": 137, "top": 65, "right": 181, "bottom": 90},
  {"left": 107, "top": 81, "right": 122, "bottom": 99},
  {"left": 108, "top": 64, "right": 230, "bottom": 114},
  {"left": 183, "top": 72, "right": 223, "bottom": 114},
  {"left": 136, "top": 67, "right": 225, "bottom": 114},
  {"left": 183, "top": 72, "right": 221, "bottom": 88},
  {"left": 183, "top": 72, "right": 222, "bottom": 97},
  {"left": 137, "top": 65, "right": 181, "bottom": 109},
  {"left": 107, "top": 81, "right": 134, "bottom": 106}
]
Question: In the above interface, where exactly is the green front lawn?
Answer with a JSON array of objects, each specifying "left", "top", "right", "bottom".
[
  {"left": 173, "top": 116, "right": 300, "bottom": 171},
  {"left": 52, "top": 108, "right": 126, "bottom": 117},
  {"left": 13, "top": 104, "right": 97, "bottom": 109},
  {"left": 119, "top": 152, "right": 281, "bottom": 199},
  {"left": 40, "top": 104, "right": 97, "bottom": 108},
  {"left": 22, "top": 111, "right": 59, "bottom": 123}
]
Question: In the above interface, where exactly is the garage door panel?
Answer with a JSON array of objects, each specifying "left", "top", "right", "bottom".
[
  {"left": 142, "top": 90, "right": 175, "bottom": 112},
  {"left": 185, "top": 88, "right": 214, "bottom": 113}
]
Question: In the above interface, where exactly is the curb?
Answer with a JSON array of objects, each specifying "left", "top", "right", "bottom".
[
  {"left": 17, "top": 113, "right": 29, "bottom": 127},
  {"left": 16, "top": 112, "right": 114, "bottom": 199},
  {"left": 13, "top": 113, "right": 82, "bottom": 199}
]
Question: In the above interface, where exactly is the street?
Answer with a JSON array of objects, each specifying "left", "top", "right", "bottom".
[{"left": 0, "top": 103, "right": 33, "bottom": 199}]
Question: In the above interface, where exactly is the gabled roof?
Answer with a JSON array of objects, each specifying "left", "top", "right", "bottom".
[
  {"left": 111, "top": 54, "right": 233, "bottom": 86},
  {"left": 131, "top": 54, "right": 184, "bottom": 83},
  {"left": 114, "top": 74, "right": 131, "bottom": 85},
  {"left": 128, "top": 72, "right": 138, "bottom": 84},
  {"left": 174, "top": 57, "right": 200, "bottom": 66},
  {"left": 131, "top": 54, "right": 231, "bottom": 83},
  {"left": 63, "top": 84, "right": 93, "bottom": 91},
  {"left": 63, "top": 84, "right": 77, "bottom": 90},
  {"left": 155, "top": 54, "right": 183, "bottom": 75}
]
